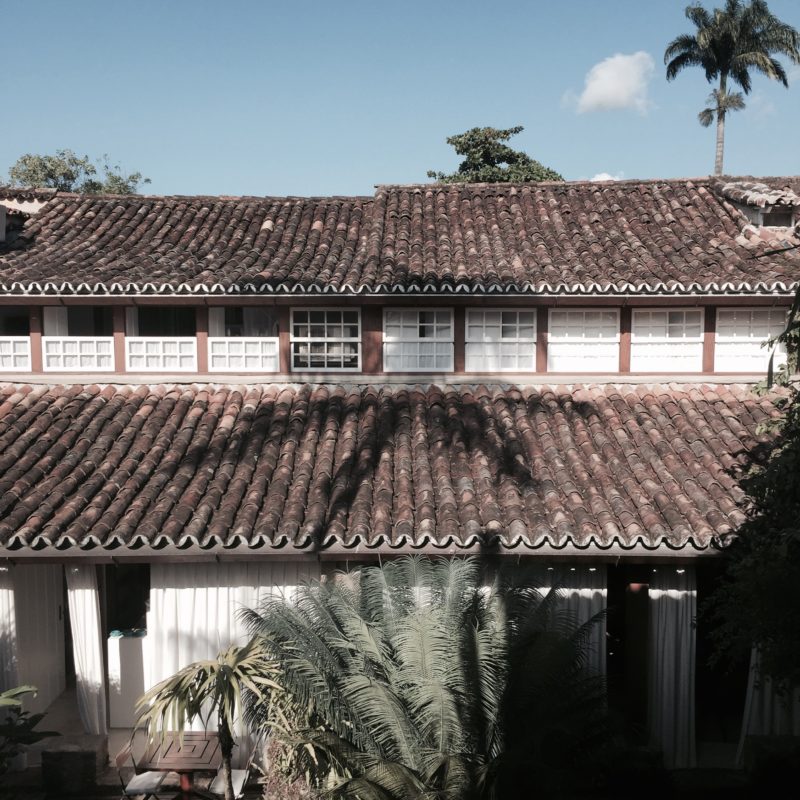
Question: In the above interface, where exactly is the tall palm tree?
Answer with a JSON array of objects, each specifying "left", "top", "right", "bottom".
[
  {"left": 135, "top": 640, "right": 279, "bottom": 800},
  {"left": 665, "top": 0, "right": 800, "bottom": 175},
  {"left": 242, "top": 557, "right": 609, "bottom": 800}
]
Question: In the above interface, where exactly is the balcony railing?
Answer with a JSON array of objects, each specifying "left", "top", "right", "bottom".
[
  {"left": 125, "top": 337, "right": 197, "bottom": 372},
  {"left": 0, "top": 337, "right": 32, "bottom": 371},
  {"left": 208, "top": 337, "right": 280, "bottom": 372},
  {"left": 42, "top": 336, "right": 115, "bottom": 371}
]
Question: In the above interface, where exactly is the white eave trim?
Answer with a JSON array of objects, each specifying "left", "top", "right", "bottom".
[{"left": 0, "top": 282, "right": 796, "bottom": 298}]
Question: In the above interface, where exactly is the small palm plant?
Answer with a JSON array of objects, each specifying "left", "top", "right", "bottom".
[
  {"left": 135, "top": 639, "right": 280, "bottom": 800},
  {"left": 0, "top": 686, "right": 59, "bottom": 775},
  {"left": 242, "top": 556, "right": 608, "bottom": 800}
]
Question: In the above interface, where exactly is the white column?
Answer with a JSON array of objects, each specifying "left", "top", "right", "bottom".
[
  {"left": 648, "top": 566, "right": 696, "bottom": 769},
  {"left": 65, "top": 565, "right": 108, "bottom": 735},
  {"left": 0, "top": 564, "right": 18, "bottom": 691}
]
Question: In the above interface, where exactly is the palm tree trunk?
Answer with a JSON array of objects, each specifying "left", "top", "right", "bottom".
[
  {"left": 714, "top": 75, "right": 727, "bottom": 175},
  {"left": 218, "top": 717, "right": 236, "bottom": 800}
]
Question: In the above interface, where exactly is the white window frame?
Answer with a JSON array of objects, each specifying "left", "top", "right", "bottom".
[
  {"left": 42, "top": 336, "right": 115, "bottom": 372},
  {"left": 208, "top": 337, "right": 280, "bottom": 372},
  {"left": 290, "top": 307, "right": 362, "bottom": 372},
  {"left": 465, "top": 308, "right": 537, "bottom": 372},
  {"left": 547, "top": 308, "right": 620, "bottom": 372},
  {"left": 0, "top": 337, "right": 31, "bottom": 372},
  {"left": 715, "top": 307, "right": 789, "bottom": 373},
  {"left": 630, "top": 308, "right": 704, "bottom": 373},
  {"left": 383, "top": 308, "right": 454, "bottom": 373},
  {"left": 125, "top": 337, "right": 198, "bottom": 372}
]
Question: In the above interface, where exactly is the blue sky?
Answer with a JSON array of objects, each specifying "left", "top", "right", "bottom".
[{"left": 2, "top": 0, "right": 799, "bottom": 196}]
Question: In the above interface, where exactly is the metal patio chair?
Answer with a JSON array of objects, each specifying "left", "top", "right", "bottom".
[{"left": 115, "top": 744, "right": 168, "bottom": 800}]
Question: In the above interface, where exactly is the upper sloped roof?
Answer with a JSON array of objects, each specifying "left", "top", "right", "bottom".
[
  {"left": 1, "top": 178, "right": 799, "bottom": 296},
  {"left": 0, "top": 382, "right": 781, "bottom": 555}
]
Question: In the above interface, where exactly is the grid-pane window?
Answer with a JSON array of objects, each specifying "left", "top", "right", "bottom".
[
  {"left": 547, "top": 310, "right": 620, "bottom": 371},
  {"left": 0, "top": 338, "right": 31, "bottom": 371},
  {"left": 383, "top": 309, "right": 453, "bottom": 372},
  {"left": 631, "top": 309, "right": 703, "bottom": 372},
  {"left": 43, "top": 337, "right": 114, "bottom": 371},
  {"left": 209, "top": 338, "right": 279, "bottom": 371},
  {"left": 291, "top": 309, "right": 361, "bottom": 371},
  {"left": 715, "top": 308, "right": 788, "bottom": 372},
  {"left": 465, "top": 309, "right": 536, "bottom": 371}
]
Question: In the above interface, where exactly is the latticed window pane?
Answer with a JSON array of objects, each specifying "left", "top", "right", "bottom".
[
  {"left": 548, "top": 310, "right": 619, "bottom": 371},
  {"left": 465, "top": 309, "right": 537, "bottom": 371},
  {"left": 0, "top": 337, "right": 31, "bottom": 371},
  {"left": 290, "top": 308, "right": 361, "bottom": 371},
  {"left": 126, "top": 338, "right": 197, "bottom": 371},
  {"left": 383, "top": 309, "right": 453, "bottom": 371},
  {"left": 209, "top": 337, "right": 280, "bottom": 371},
  {"left": 715, "top": 308, "right": 788, "bottom": 372},
  {"left": 630, "top": 310, "right": 703, "bottom": 372}
]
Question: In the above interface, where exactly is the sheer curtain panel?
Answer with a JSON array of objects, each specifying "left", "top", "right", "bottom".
[
  {"left": 0, "top": 564, "right": 17, "bottom": 690},
  {"left": 65, "top": 565, "right": 108, "bottom": 735},
  {"left": 647, "top": 567, "right": 696, "bottom": 769},
  {"left": 737, "top": 648, "right": 800, "bottom": 764}
]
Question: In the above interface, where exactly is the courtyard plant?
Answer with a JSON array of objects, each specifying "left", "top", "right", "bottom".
[
  {"left": 242, "top": 556, "right": 609, "bottom": 800},
  {"left": 135, "top": 639, "right": 280, "bottom": 800},
  {"left": 0, "top": 686, "right": 58, "bottom": 775}
]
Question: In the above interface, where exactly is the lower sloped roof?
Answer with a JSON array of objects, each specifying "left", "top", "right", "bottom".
[{"left": 0, "top": 382, "right": 781, "bottom": 554}]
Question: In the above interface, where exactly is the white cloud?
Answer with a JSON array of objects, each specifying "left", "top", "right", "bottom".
[
  {"left": 591, "top": 172, "right": 625, "bottom": 181},
  {"left": 566, "top": 52, "right": 655, "bottom": 115}
]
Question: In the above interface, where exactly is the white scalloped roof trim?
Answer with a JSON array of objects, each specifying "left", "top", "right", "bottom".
[
  {"left": 10, "top": 528, "right": 719, "bottom": 553},
  {"left": 0, "top": 279, "right": 795, "bottom": 296}
]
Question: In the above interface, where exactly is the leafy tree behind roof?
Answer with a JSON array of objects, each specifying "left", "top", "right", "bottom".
[
  {"left": 7, "top": 149, "right": 150, "bottom": 195},
  {"left": 427, "top": 126, "right": 563, "bottom": 184},
  {"left": 706, "top": 293, "right": 800, "bottom": 691}
]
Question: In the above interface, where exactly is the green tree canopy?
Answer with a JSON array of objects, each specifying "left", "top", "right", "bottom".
[
  {"left": 427, "top": 126, "right": 563, "bottom": 184},
  {"left": 664, "top": 0, "right": 800, "bottom": 174},
  {"left": 7, "top": 149, "right": 150, "bottom": 194},
  {"left": 707, "top": 293, "right": 800, "bottom": 689}
]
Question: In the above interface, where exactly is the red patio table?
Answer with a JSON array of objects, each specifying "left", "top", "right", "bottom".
[{"left": 138, "top": 731, "right": 222, "bottom": 799}]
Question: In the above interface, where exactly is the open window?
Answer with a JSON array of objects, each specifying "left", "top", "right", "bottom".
[
  {"left": 208, "top": 307, "right": 279, "bottom": 372},
  {"left": 125, "top": 306, "right": 198, "bottom": 371},
  {"left": 0, "top": 306, "right": 31, "bottom": 371},
  {"left": 42, "top": 306, "right": 114, "bottom": 371}
]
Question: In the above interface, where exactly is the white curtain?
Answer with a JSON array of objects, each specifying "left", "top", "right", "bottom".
[
  {"left": 43, "top": 306, "right": 68, "bottom": 336},
  {"left": 648, "top": 566, "right": 696, "bottom": 769},
  {"left": 536, "top": 565, "right": 608, "bottom": 676},
  {"left": 0, "top": 564, "right": 18, "bottom": 691},
  {"left": 144, "top": 561, "right": 320, "bottom": 765},
  {"left": 737, "top": 648, "right": 800, "bottom": 764},
  {"left": 125, "top": 307, "right": 139, "bottom": 336},
  {"left": 65, "top": 565, "right": 108, "bottom": 735}
]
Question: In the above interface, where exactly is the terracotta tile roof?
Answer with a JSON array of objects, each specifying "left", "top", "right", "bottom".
[
  {"left": 1, "top": 178, "right": 799, "bottom": 296},
  {"left": 713, "top": 178, "right": 800, "bottom": 208},
  {"left": 0, "top": 382, "right": 781, "bottom": 554},
  {"left": 0, "top": 186, "right": 58, "bottom": 202}
]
